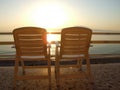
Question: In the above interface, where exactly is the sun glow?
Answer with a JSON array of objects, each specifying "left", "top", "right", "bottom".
[
  {"left": 47, "top": 33, "right": 55, "bottom": 43},
  {"left": 30, "top": 3, "right": 68, "bottom": 29}
]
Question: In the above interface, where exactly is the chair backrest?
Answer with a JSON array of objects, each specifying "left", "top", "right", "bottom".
[
  {"left": 60, "top": 27, "right": 92, "bottom": 57},
  {"left": 13, "top": 27, "right": 48, "bottom": 60}
]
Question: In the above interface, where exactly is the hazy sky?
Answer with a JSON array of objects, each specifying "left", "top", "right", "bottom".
[{"left": 0, "top": 0, "right": 120, "bottom": 32}]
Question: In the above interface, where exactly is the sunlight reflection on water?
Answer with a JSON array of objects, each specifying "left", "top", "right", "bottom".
[{"left": 0, "top": 34, "right": 120, "bottom": 55}]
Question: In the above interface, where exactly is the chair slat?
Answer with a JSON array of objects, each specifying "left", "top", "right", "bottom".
[
  {"left": 13, "top": 27, "right": 51, "bottom": 89},
  {"left": 55, "top": 27, "right": 93, "bottom": 89}
]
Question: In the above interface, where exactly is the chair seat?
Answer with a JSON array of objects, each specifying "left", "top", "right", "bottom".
[
  {"left": 21, "top": 56, "right": 45, "bottom": 59},
  {"left": 62, "top": 54, "right": 85, "bottom": 58},
  {"left": 55, "top": 27, "right": 94, "bottom": 89},
  {"left": 13, "top": 27, "right": 51, "bottom": 89}
]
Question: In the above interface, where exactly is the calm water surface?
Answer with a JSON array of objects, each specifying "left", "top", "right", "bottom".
[{"left": 0, "top": 34, "right": 120, "bottom": 55}]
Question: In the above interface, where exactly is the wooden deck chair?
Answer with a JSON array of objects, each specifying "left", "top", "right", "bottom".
[
  {"left": 13, "top": 27, "right": 51, "bottom": 89},
  {"left": 55, "top": 27, "right": 94, "bottom": 89}
]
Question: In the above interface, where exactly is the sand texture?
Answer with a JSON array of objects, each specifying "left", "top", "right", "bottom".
[{"left": 0, "top": 63, "right": 120, "bottom": 90}]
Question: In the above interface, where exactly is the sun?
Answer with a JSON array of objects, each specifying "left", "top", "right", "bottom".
[
  {"left": 47, "top": 33, "right": 55, "bottom": 43},
  {"left": 30, "top": 3, "right": 68, "bottom": 29}
]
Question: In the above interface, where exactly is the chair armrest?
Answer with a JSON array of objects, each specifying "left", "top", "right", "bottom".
[
  {"left": 90, "top": 45, "right": 93, "bottom": 47},
  {"left": 55, "top": 41, "right": 60, "bottom": 47},
  {"left": 55, "top": 41, "right": 60, "bottom": 58},
  {"left": 11, "top": 45, "right": 15, "bottom": 48},
  {"left": 47, "top": 43, "right": 51, "bottom": 57},
  {"left": 47, "top": 43, "right": 51, "bottom": 48}
]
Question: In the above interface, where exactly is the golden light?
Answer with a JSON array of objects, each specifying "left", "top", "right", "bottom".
[
  {"left": 30, "top": 3, "right": 68, "bottom": 29},
  {"left": 47, "top": 33, "right": 55, "bottom": 43}
]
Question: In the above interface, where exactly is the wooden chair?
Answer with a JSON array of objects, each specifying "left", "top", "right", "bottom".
[
  {"left": 13, "top": 27, "right": 51, "bottom": 89},
  {"left": 55, "top": 27, "right": 94, "bottom": 89}
]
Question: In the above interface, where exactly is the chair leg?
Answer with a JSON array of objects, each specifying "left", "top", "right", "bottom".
[
  {"left": 77, "top": 58, "right": 83, "bottom": 71},
  {"left": 14, "top": 60, "right": 19, "bottom": 89},
  {"left": 55, "top": 60, "right": 60, "bottom": 89},
  {"left": 48, "top": 68, "right": 51, "bottom": 89},
  {"left": 21, "top": 60, "right": 25, "bottom": 75},
  {"left": 48, "top": 60, "right": 51, "bottom": 90},
  {"left": 57, "top": 66, "right": 60, "bottom": 88},
  {"left": 86, "top": 57, "right": 94, "bottom": 90}
]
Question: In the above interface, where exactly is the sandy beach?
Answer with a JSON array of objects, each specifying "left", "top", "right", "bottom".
[{"left": 0, "top": 63, "right": 120, "bottom": 90}]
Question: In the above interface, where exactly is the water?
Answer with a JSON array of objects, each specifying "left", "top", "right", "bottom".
[{"left": 0, "top": 34, "right": 120, "bottom": 56}]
